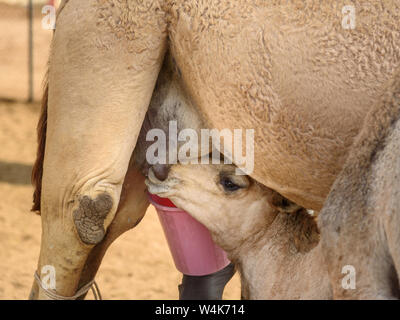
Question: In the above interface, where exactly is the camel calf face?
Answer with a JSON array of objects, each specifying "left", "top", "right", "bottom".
[{"left": 146, "top": 162, "right": 292, "bottom": 253}]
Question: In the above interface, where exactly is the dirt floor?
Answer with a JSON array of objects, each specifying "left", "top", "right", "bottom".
[{"left": 0, "top": 3, "right": 241, "bottom": 300}]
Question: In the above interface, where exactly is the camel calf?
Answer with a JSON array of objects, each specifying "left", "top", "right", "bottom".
[
  {"left": 57, "top": 71, "right": 400, "bottom": 299},
  {"left": 147, "top": 68, "right": 400, "bottom": 300},
  {"left": 146, "top": 162, "right": 332, "bottom": 299}
]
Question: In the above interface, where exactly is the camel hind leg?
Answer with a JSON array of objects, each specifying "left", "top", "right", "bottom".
[
  {"left": 33, "top": 0, "right": 166, "bottom": 299},
  {"left": 319, "top": 70, "right": 400, "bottom": 299}
]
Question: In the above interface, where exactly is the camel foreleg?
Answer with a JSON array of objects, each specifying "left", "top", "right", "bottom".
[{"left": 31, "top": 0, "right": 166, "bottom": 299}]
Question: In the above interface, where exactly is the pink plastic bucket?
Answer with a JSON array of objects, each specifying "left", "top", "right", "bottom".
[{"left": 148, "top": 193, "right": 231, "bottom": 276}]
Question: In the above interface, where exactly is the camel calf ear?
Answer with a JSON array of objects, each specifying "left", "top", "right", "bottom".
[
  {"left": 269, "top": 192, "right": 302, "bottom": 214},
  {"left": 73, "top": 193, "right": 113, "bottom": 245},
  {"left": 292, "top": 210, "right": 320, "bottom": 253}
]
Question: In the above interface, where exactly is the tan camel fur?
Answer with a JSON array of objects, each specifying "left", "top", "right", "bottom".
[
  {"left": 319, "top": 69, "right": 400, "bottom": 299},
  {"left": 30, "top": 0, "right": 400, "bottom": 298}
]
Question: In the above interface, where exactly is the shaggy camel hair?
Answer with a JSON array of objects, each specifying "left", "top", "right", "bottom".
[
  {"left": 30, "top": 0, "right": 400, "bottom": 299},
  {"left": 319, "top": 69, "right": 400, "bottom": 299},
  {"left": 146, "top": 161, "right": 330, "bottom": 299}
]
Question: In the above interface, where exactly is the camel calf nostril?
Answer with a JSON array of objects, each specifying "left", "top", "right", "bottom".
[{"left": 152, "top": 164, "right": 170, "bottom": 181}]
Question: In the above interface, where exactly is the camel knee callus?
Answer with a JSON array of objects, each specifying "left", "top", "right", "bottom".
[{"left": 73, "top": 193, "right": 113, "bottom": 245}]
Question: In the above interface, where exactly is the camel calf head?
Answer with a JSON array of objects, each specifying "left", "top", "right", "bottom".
[
  {"left": 146, "top": 160, "right": 316, "bottom": 253},
  {"left": 146, "top": 161, "right": 327, "bottom": 299},
  {"left": 147, "top": 162, "right": 279, "bottom": 252}
]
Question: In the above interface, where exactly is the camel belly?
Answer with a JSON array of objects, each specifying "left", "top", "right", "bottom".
[{"left": 166, "top": 0, "right": 400, "bottom": 209}]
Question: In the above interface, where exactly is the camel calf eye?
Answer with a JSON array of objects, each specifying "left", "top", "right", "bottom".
[{"left": 220, "top": 177, "right": 241, "bottom": 192}]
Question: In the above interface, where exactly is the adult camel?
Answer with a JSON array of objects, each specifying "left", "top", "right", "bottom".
[{"left": 30, "top": 0, "right": 400, "bottom": 299}]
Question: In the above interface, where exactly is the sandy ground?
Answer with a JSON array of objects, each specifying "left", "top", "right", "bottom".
[
  {"left": 0, "top": 3, "right": 241, "bottom": 299},
  {"left": 0, "top": 3, "right": 53, "bottom": 101}
]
